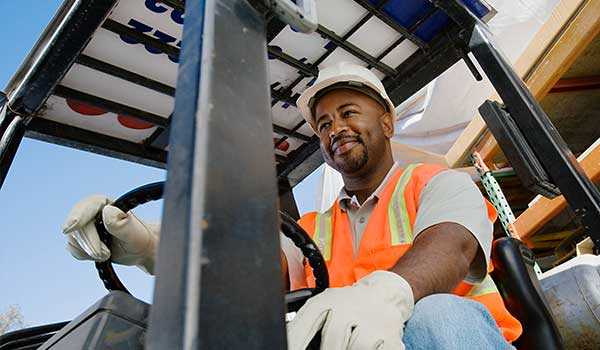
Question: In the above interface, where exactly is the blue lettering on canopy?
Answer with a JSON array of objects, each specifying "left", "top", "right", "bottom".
[
  {"left": 171, "top": 10, "right": 184, "bottom": 25},
  {"left": 144, "top": 0, "right": 184, "bottom": 26},
  {"left": 145, "top": 0, "right": 168, "bottom": 13},
  {"left": 118, "top": 18, "right": 180, "bottom": 63},
  {"left": 120, "top": 19, "right": 153, "bottom": 45}
]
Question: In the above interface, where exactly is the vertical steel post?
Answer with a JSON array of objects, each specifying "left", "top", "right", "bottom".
[
  {"left": 0, "top": 101, "right": 26, "bottom": 189},
  {"left": 146, "top": 0, "right": 287, "bottom": 349}
]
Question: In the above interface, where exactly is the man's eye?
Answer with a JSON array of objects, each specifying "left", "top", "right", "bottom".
[
  {"left": 343, "top": 110, "right": 356, "bottom": 117},
  {"left": 318, "top": 122, "right": 330, "bottom": 133}
]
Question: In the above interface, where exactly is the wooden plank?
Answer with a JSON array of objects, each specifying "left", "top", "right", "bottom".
[
  {"left": 525, "top": 0, "right": 600, "bottom": 98},
  {"left": 467, "top": 0, "right": 600, "bottom": 164},
  {"left": 548, "top": 75, "right": 600, "bottom": 94},
  {"left": 513, "top": 140, "right": 600, "bottom": 239},
  {"left": 530, "top": 229, "right": 576, "bottom": 243},
  {"left": 445, "top": 0, "right": 589, "bottom": 167},
  {"left": 391, "top": 141, "right": 448, "bottom": 166}
]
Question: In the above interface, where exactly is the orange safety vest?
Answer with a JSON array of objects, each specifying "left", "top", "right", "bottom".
[{"left": 297, "top": 164, "right": 522, "bottom": 343}]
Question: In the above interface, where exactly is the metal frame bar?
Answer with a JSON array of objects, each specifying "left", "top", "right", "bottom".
[
  {"left": 274, "top": 119, "right": 305, "bottom": 149},
  {"left": 315, "top": 26, "right": 396, "bottom": 76},
  {"left": 53, "top": 85, "right": 170, "bottom": 127},
  {"left": 99, "top": 14, "right": 315, "bottom": 159},
  {"left": 4, "top": 0, "right": 119, "bottom": 114},
  {"left": 367, "top": 36, "right": 407, "bottom": 69},
  {"left": 26, "top": 118, "right": 167, "bottom": 168},
  {"left": 0, "top": 0, "right": 119, "bottom": 191},
  {"left": 383, "top": 27, "right": 462, "bottom": 104},
  {"left": 277, "top": 137, "right": 322, "bottom": 186},
  {"left": 160, "top": 0, "right": 185, "bottom": 11},
  {"left": 0, "top": 100, "right": 27, "bottom": 188},
  {"left": 147, "top": 0, "right": 286, "bottom": 348},
  {"left": 273, "top": 123, "right": 311, "bottom": 142},
  {"left": 278, "top": 177, "right": 300, "bottom": 220},
  {"left": 351, "top": 0, "right": 429, "bottom": 50},
  {"left": 143, "top": 126, "right": 170, "bottom": 149},
  {"left": 101, "top": 19, "right": 181, "bottom": 57},
  {"left": 268, "top": 46, "right": 318, "bottom": 77},
  {"left": 77, "top": 55, "right": 176, "bottom": 96}
]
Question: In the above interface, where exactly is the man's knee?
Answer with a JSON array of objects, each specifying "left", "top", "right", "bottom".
[
  {"left": 403, "top": 294, "right": 512, "bottom": 350},
  {"left": 410, "top": 294, "right": 491, "bottom": 324}
]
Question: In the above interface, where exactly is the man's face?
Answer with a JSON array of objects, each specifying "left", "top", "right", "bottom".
[{"left": 313, "top": 88, "right": 393, "bottom": 176}]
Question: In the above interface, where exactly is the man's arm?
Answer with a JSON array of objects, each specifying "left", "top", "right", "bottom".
[
  {"left": 390, "top": 170, "right": 494, "bottom": 301},
  {"left": 390, "top": 222, "right": 479, "bottom": 301}
]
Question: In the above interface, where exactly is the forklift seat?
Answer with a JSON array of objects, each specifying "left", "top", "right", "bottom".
[{"left": 490, "top": 237, "right": 565, "bottom": 350}]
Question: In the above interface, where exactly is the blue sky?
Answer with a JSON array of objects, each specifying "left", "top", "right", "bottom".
[{"left": 0, "top": 0, "right": 320, "bottom": 328}]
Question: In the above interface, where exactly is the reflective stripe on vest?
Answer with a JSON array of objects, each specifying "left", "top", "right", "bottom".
[
  {"left": 315, "top": 164, "right": 421, "bottom": 259},
  {"left": 313, "top": 209, "right": 333, "bottom": 260},
  {"left": 464, "top": 274, "right": 499, "bottom": 298},
  {"left": 388, "top": 164, "right": 420, "bottom": 245}
]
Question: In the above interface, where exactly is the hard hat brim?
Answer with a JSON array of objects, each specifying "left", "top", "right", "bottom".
[{"left": 297, "top": 74, "right": 395, "bottom": 133}]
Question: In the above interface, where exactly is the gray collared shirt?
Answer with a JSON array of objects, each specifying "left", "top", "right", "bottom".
[{"left": 337, "top": 162, "right": 400, "bottom": 256}]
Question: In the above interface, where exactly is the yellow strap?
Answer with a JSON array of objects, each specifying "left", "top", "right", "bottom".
[
  {"left": 465, "top": 275, "right": 499, "bottom": 298},
  {"left": 314, "top": 210, "right": 333, "bottom": 260},
  {"left": 388, "top": 164, "right": 419, "bottom": 245}
]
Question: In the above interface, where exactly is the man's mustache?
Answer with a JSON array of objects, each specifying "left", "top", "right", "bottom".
[{"left": 329, "top": 135, "right": 362, "bottom": 153}]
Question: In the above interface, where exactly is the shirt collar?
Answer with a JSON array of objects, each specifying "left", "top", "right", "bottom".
[{"left": 338, "top": 162, "right": 400, "bottom": 211}]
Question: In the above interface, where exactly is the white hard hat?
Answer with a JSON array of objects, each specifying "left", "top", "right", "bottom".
[{"left": 297, "top": 62, "right": 395, "bottom": 133}]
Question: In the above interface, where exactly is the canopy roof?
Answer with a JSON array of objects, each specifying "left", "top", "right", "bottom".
[{"left": 4, "top": 0, "right": 491, "bottom": 185}]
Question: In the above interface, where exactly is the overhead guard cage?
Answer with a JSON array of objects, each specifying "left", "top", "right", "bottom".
[{"left": 1, "top": 0, "right": 599, "bottom": 349}]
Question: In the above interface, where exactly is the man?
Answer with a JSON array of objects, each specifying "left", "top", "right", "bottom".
[{"left": 63, "top": 62, "right": 521, "bottom": 349}]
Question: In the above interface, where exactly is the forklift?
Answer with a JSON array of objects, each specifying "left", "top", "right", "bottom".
[{"left": 0, "top": 0, "right": 599, "bottom": 349}]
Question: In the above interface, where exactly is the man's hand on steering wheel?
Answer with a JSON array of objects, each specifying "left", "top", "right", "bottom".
[
  {"left": 62, "top": 195, "right": 159, "bottom": 274},
  {"left": 61, "top": 183, "right": 329, "bottom": 335}
]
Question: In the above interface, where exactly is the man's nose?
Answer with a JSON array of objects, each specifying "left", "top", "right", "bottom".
[{"left": 329, "top": 117, "right": 349, "bottom": 139}]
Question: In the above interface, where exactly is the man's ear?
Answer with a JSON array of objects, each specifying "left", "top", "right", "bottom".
[{"left": 380, "top": 112, "right": 395, "bottom": 139}]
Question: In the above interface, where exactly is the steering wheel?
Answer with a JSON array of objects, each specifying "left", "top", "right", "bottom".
[{"left": 95, "top": 182, "right": 329, "bottom": 311}]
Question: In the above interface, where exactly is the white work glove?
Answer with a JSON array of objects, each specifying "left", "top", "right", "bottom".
[
  {"left": 62, "top": 195, "right": 159, "bottom": 274},
  {"left": 287, "top": 271, "right": 414, "bottom": 350}
]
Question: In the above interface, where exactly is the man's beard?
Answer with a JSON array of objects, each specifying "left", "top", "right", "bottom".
[{"left": 334, "top": 143, "right": 369, "bottom": 174}]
